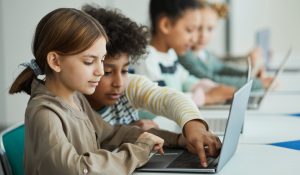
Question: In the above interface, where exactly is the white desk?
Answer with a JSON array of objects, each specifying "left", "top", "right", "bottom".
[
  {"left": 249, "top": 93, "right": 300, "bottom": 114},
  {"left": 241, "top": 114, "right": 300, "bottom": 144},
  {"left": 217, "top": 144, "right": 300, "bottom": 175},
  {"left": 275, "top": 72, "right": 300, "bottom": 93}
]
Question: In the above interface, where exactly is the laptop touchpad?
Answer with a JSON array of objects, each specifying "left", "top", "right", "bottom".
[{"left": 141, "top": 150, "right": 184, "bottom": 168}]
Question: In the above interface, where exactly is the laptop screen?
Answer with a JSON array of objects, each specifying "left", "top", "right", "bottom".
[{"left": 260, "top": 48, "right": 292, "bottom": 99}]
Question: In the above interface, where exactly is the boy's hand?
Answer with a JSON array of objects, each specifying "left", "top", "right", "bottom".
[
  {"left": 183, "top": 120, "right": 221, "bottom": 167},
  {"left": 177, "top": 134, "right": 187, "bottom": 147},
  {"left": 133, "top": 119, "right": 159, "bottom": 130},
  {"left": 138, "top": 132, "right": 164, "bottom": 155}
]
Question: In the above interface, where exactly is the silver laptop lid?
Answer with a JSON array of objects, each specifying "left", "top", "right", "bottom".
[
  {"left": 216, "top": 80, "right": 253, "bottom": 172},
  {"left": 268, "top": 48, "right": 292, "bottom": 89},
  {"left": 258, "top": 48, "right": 292, "bottom": 102}
]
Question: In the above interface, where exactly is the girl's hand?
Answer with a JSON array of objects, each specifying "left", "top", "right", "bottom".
[{"left": 138, "top": 132, "right": 164, "bottom": 155}]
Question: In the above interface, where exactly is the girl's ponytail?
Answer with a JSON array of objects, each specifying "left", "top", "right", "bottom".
[{"left": 9, "top": 68, "right": 35, "bottom": 95}]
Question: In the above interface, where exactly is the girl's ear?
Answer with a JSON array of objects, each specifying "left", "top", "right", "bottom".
[
  {"left": 158, "top": 16, "right": 172, "bottom": 35},
  {"left": 47, "top": 52, "right": 61, "bottom": 73}
]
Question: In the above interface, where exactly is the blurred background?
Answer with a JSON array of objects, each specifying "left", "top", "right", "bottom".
[{"left": 1, "top": 0, "right": 299, "bottom": 130}]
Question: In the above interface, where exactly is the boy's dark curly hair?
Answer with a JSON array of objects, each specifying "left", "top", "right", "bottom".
[{"left": 83, "top": 4, "right": 149, "bottom": 63}]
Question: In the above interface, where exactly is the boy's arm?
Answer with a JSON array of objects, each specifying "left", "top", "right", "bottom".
[{"left": 125, "top": 74, "right": 208, "bottom": 130}]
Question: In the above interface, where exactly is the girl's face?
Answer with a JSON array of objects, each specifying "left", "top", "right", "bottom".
[
  {"left": 166, "top": 9, "right": 201, "bottom": 56},
  {"left": 193, "top": 8, "right": 219, "bottom": 51},
  {"left": 57, "top": 37, "right": 107, "bottom": 95},
  {"left": 88, "top": 53, "right": 129, "bottom": 108}
]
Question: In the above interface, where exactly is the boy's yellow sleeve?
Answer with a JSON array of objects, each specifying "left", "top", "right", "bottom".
[{"left": 125, "top": 74, "right": 205, "bottom": 129}]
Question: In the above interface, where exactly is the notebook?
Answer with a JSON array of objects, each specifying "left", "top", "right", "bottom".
[{"left": 136, "top": 80, "right": 253, "bottom": 173}]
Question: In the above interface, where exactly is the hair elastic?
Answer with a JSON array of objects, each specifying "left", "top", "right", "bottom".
[{"left": 20, "top": 59, "right": 42, "bottom": 76}]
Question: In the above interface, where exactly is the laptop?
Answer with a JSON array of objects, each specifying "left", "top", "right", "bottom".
[
  {"left": 136, "top": 80, "right": 253, "bottom": 173},
  {"left": 199, "top": 55, "right": 252, "bottom": 110},
  {"left": 199, "top": 49, "right": 291, "bottom": 135},
  {"left": 247, "top": 48, "right": 292, "bottom": 109},
  {"left": 202, "top": 48, "right": 292, "bottom": 110}
]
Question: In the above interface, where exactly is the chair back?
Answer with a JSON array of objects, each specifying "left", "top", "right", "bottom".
[{"left": 0, "top": 122, "right": 25, "bottom": 175}]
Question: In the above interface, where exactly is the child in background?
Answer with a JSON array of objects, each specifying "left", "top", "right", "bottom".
[
  {"left": 83, "top": 5, "right": 221, "bottom": 168},
  {"left": 179, "top": 0, "right": 273, "bottom": 90},
  {"left": 9, "top": 8, "right": 187, "bottom": 175},
  {"left": 133, "top": 0, "right": 235, "bottom": 108}
]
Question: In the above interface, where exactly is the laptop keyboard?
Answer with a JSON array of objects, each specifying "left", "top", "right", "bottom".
[
  {"left": 167, "top": 150, "right": 215, "bottom": 168},
  {"left": 248, "top": 96, "right": 261, "bottom": 104}
]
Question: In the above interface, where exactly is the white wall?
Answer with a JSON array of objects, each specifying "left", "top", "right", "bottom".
[
  {"left": 231, "top": 0, "right": 300, "bottom": 65},
  {"left": 207, "top": 19, "right": 227, "bottom": 55}
]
